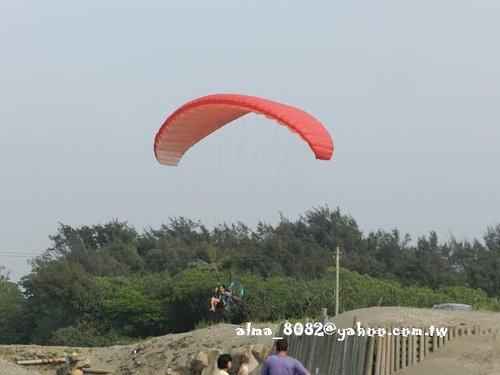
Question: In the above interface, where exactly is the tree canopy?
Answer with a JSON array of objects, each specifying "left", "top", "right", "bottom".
[{"left": 2, "top": 206, "right": 500, "bottom": 345}]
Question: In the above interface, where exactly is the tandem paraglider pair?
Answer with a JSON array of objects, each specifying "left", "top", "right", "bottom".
[
  {"left": 209, "top": 280, "right": 244, "bottom": 312},
  {"left": 210, "top": 284, "right": 233, "bottom": 312}
]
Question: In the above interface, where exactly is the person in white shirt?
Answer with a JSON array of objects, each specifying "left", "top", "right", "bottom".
[{"left": 217, "top": 353, "right": 233, "bottom": 375}]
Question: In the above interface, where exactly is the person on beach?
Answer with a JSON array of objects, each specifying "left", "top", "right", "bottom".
[
  {"left": 260, "top": 338, "right": 310, "bottom": 375},
  {"left": 217, "top": 353, "right": 233, "bottom": 375}
]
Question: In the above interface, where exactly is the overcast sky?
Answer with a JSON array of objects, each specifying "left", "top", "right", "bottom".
[{"left": 1, "top": 0, "right": 499, "bottom": 281}]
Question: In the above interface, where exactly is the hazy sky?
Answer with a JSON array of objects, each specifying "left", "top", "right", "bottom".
[{"left": 1, "top": 0, "right": 499, "bottom": 281}]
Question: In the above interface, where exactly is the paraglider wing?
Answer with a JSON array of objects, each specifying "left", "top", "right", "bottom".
[{"left": 154, "top": 94, "right": 334, "bottom": 166}]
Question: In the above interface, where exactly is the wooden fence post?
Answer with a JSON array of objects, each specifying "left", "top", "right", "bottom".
[
  {"left": 395, "top": 334, "right": 401, "bottom": 371},
  {"left": 432, "top": 331, "right": 438, "bottom": 352},
  {"left": 365, "top": 332, "right": 375, "bottom": 375},
  {"left": 390, "top": 328, "right": 395, "bottom": 373},
  {"left": 401, "top": 336, "right": 407, "bottom": 369},
  {"left": 384, "top": 328, "right": 391, "bottom": 375},
  {"left": 374, "top": 335, "right": 382, "bottom": 375},
  {"left": 418, "top": 331, "right": 425, "bottom": 362}
]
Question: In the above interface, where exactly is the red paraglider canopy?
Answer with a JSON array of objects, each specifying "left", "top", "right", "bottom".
[{"left": 154, "top": 94, "right": 334, "bottom": 166}]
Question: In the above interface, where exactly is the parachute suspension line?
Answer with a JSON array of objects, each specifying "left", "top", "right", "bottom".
[
  {"left": 193, "top": 155, "right": 204, "bottom": 223},
  {"left": 214, "top": 117, "right": 222, "bottom": 227},
  {"left": 218, "top": 118, "right": 228, "bottom": 227},
  {"left": 214, "top": 126, "right": 221, "bottom": 227},
  {"left": 211, "top": 115, "right": 253, "bottom": 228},
  {"left": 233, "top": 115, "right": 246, "bottom": 168},
  {"left": 239, "top": 116, "right": 270, "bottom": 226},
  {"left": 289, "top": 153, "right": 310, "bottom": 197},
  {"left": 281, "top": 155, "right": 310, "bottom": 223},
  {"left": 218, "top": 115, "right": 247, "bottom": 227},
  {"left": 171, "top": 169, "right": 183, "bottom": 217},
  {"left": 201, "top": 122, "right": 221, "bottom": 228},
  {"left": 288, "top": 129, "right": 316, "bottom": 207},
  {"left": 204, "top": 137, "right": 218, "bottom": 227},
  {"left": 254, "top": 120, "right": 282, "bottom": 226},
  {"left": 248, "top": 114, "right": 280, "bottom": 227},
  {"left": 173, "top": 161, "right": 191, "bottom": 224},
  {"left": 180, "top": 143, "right": 198, "bottom": 223},
  {"left": 235, "top": 115, "right": 248, "bottom": 223},
  {"left": 249, "top": 114, "right": 266, "bottom": 225},
  {"left": 241, "top": 114, "right": 259, "bottom": 225},
  {"left": 215, "top": 124, "right": 223, "bottom": 226},
  {"left": 208, "top": 244, "right": 221, "bottom": 283},
  {"left": 232, "top": 115, "right": 250, "bottom": 224},
  {"left": 273, "top": 124, "right": 312, "bottom": 224},
  {"left": 280, "top": 122, "right": 301, "bottom": 207},
  {"left": 249, "top": 114, "right": 263, "bottom": 203},
  {"left": 282, "top": 133, "right": 310, "bottom": 201},
  {"left": 260, "top": 122, "right": 299, "bottom": 225}
]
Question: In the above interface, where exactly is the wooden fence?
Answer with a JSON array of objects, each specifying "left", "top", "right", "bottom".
[{"left": 276, "top": 321, "right": 493, "bottom": 375}]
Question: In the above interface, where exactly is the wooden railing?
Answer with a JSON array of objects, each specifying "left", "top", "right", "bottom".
[{"left": 276, "top": 320, "right": 494, "bottom": 375}]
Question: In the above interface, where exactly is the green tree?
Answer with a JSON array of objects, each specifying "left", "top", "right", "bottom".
[
  {"left": 21, "top": 260, "right": 98, "bottom": 343},
  {"left": 0, "top": 280, "right": 29, "bottom": 343},
  {"left": 167, "top": 261, "right": 222, "bottom": 332},
  {"left": 34, "top": 221, "right": 144, "bottom": 276},
  {"left": 96, "top": 273, "right": 171, "bottom": 337}
]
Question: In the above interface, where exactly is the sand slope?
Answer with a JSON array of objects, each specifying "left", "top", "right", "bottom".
[{"left": 396, "top": 333, "right": 500, "bottom": 375}]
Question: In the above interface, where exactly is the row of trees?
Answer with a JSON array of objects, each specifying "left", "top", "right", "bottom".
[
  {"left": 2, "top": 262, "right": 498, "bottom": 346},
  {"left": 24, "top": 207, "right": 500, "bottom": 293},
  {"left": 1, "top": 206, "right": 499, "bottom": 345}
]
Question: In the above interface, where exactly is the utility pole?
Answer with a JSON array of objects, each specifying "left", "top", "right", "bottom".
[{"left": 335, "top": 246, "right": 340, "bottom": 316}]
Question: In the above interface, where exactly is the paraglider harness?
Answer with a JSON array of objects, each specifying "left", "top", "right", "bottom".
[
  {"left": 214, "top": 284, "right": 230, "bottom": 310},
  {"left": 214, "top": 278, "right": 244, "bottom": 311}
]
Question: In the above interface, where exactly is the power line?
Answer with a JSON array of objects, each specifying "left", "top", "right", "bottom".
[
  {"left": 0, "top": 251, "right": 40, "bottom": 255},
  {"left": 0, "top": 252, "right": 40, "bottom": 258}
]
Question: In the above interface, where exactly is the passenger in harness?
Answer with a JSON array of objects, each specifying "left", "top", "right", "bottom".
[{"left": 209, "top": 284, "right": 235, "bottom": 312}]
